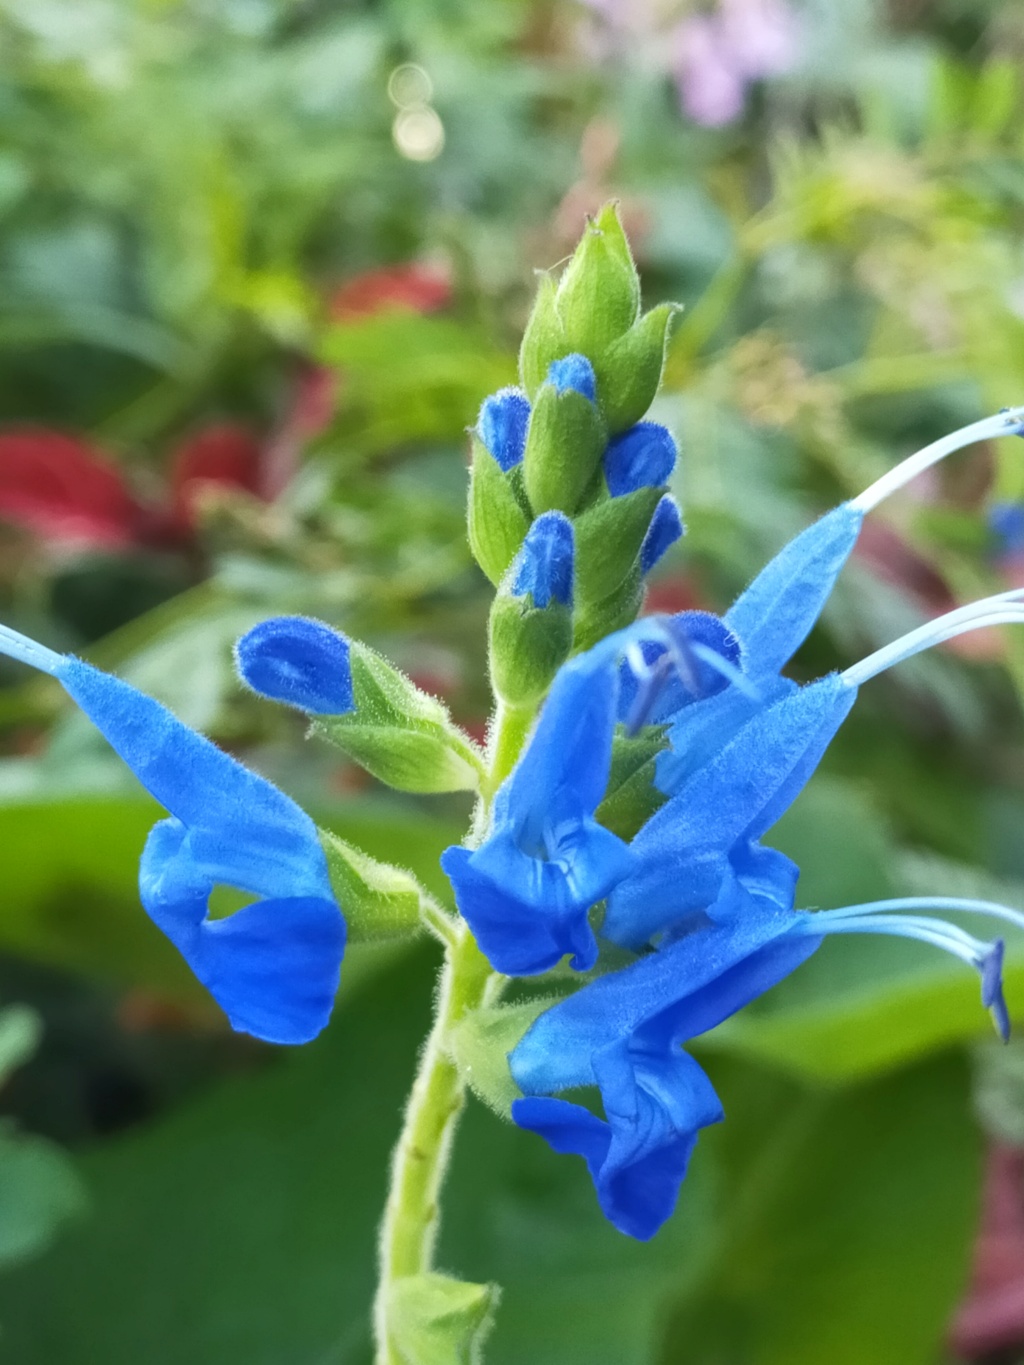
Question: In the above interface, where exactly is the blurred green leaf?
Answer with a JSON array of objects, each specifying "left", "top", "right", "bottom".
[
  {"left": 659, "top": 1052, "right": 979, "bottom": 1365},
  {"left": 0, "top": 1127, "right": 86, "bottom": 1274}
]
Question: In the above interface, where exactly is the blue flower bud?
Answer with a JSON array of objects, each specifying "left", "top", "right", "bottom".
[
  {"left": 478, "top": 387, "right": 531, "bottom": 472},
  {"left": 604, "top": 422, "right": 677, "bottom": 498},
  {"left": 547, "top": 354, "right": 597, "bottom": 403},
  {"left": 512, "top": 511, "right": 574, "bottom": 608},
  {"left": 235, "top": 616, "right": 354, "bottom": 716},
  {"left": 640, "top": 495, "right": 684, "bottom": 573}
]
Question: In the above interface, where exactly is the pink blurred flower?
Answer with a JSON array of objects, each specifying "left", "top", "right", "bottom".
[{"left": 673, "top": 0, "right": 798, "bottom": 127}]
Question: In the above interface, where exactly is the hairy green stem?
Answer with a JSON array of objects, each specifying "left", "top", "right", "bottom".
[{"left": 372, "top": 700, "right": 532, "bottom": 1363}]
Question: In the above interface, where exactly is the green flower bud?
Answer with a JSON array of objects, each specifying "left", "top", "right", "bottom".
[
  {"left": 488, "top": 512, "right": 574, "bottom": 706},
  {"left": 467, "top": 435, "right": 530, "bottom": 586},
  {"left": 518, "top": 272, "right": 567, "bottom": 399},
  {"left": 555, "top": 202, "right": 640, "bottom": 356},
  {"left": 522, "top": 358, "right": 606, "bottom": 515},
  {"left": 313, "top": 643, "right": 483, "bottom": 793},
  {"left": 595, "top": 303, "right": 681, "bottom": 434}
]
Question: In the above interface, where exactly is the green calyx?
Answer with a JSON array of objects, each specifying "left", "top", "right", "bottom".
[
  {"left": 556, "top": 202, "right": 640, "bottom": 357},
  {"left": 467, "top": 436, "right": 530, "bottom": 586},
  {"left": 488, "top": 592, "right": 573, "bottom": 707},
  {"left": 319, "top": 830, "right": 438, "bottom": 943},
  {"left": 386, "top": 1272, "right": 500, "bottom": 1365},
  {"left": 573, "top": 563, "right": 646, "bottom": 652},
  {"left": 445, "top": 998, "right": 554, "bottom": 1118},
  {"left": 312, "top": 642, "right": 484, "bottom": 794},
  {"left": 595, "top": 729, "right": 669, "bottom": 842},
  {"left": 573, "top": 484, "right": 663, "bottom": 605},
  {"left": 595, "top": 301, "right": 680, "bottom": 434},
  {"left": 522, "top": 380, "right": 606, "bottom": 516}
]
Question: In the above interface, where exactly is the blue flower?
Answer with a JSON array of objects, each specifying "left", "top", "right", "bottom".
[
  {"left": 0, "top": 625, "right": 345, "bottom": 1045},
  {"left": 548, "top": 353, "right": 597, "bottom": 402},
  {"left": 511, "top": 510, "right": 575, "bottom": 608},
  {"left": 511, "top": 874, "right": 819, "bottom": 1239},
  {"left": 478, "top": 387, "right": 531, "bottom": 472},
  {"left": 235, "top": 616, "right": 354, "bottom": 715},
  {"left": 441, "top": 634, "right": 634, "bottom": 975},
  {"left": 604, "top": 422, "right": 677, "bottom": 498}
]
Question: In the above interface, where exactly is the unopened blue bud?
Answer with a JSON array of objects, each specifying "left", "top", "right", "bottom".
[
  {"left": 604, "top": 422, "right": 677, "bottom": 498},
  {"left": 478, "top": 387, "right": 531, "bottom": 472},
  {"left": 641, "top": 495, "right": 684, "bottom": 573},
  {"left": 235, "top": 616, "right": 354, "bottom": 716},
  {"left": 548, "top": 354, "right": 597, "bottom": 404},
  {"left": 512, "top": 511, "right": 574, "bottom": 608}
]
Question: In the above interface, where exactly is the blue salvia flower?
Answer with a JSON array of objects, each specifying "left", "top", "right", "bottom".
[
  {"left": 453, "top": 407, "right": 1024, "bottom": 1237},
  {"left": 0, "top": 625, "right": 345, "bottom": 1044}
]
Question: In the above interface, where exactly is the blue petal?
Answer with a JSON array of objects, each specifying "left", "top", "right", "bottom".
[
  {"left": 548, "top": 354, "right": 597, "bottom": 402},
  {"left": 604, "top": 423, "right": 677, "bottom": 498},
  {"left": 56, "top": 657, "right": 344, "bottom": 1042},
  {"left": 512, "top": 895, "right": 818, "bottom": 1097},
  {"left": 511, "top": 510, "right": 574, "bottom": 608},
  {"left": 513, "top": 1047, "right": 723, "bottom": 1241},
  {"left": 616, "top": 611, "right": 743, "bottom": 726},
  {"left": 479, "top": 386, "right": 531, "bottom": 472},
  {"left": 235, "top": 616, "right": 353, "bottom": 715},
  {"left": 141, "top": 818, "right": 344, "bottom": 1044},
  {"left": 606, "top": 674, "right": 856, "bottom": 946},
  {"left": 640, "top": 495, "right": 684, "bottom": 574},
  {"left": 724, "top": 502, "right": 864, "bottom": 677}
]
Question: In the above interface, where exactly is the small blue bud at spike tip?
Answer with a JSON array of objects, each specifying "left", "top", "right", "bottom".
[
  {"left": 604, "top": 422, "right": 678, "bottom": 497},
  {"left": 235, "top": 616, "right": 354, "bottom": 715},
  {"left": 478, "top": 386, "right": 531, "bottom": 472},
  {"left": 641, "top": 495, "right": 684, "bottom": 573},
  {"left": 547, "top": 353, "right": 597, "bottom": 403},
  {"left": 511, "top": 511, "right": 574, "bottom": 608},
  {"left": 0, "top": 623, "right": 345, "bottom": 1044}
]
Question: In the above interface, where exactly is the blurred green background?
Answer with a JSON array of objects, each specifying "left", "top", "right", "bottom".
[{"left": 5, "top": 0, "right": 1024, "bottom": 1360}]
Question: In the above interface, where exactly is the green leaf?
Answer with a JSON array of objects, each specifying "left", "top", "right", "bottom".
[
  {"left": 659, "top": 1052, "right": 980, "bottom": 1365},
  {"left": 387, "top": 1272, "right": 498, "bottom": 1365},
  {"left": 0, "top": 1005, "right": 41, "bottom": 1088},
  {"left": 0, "top": 1128, "right": 87, "bottom": 1274}
]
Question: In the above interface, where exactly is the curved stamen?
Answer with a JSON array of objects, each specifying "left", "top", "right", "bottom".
[
  {"left": 622, "top": 623, "right": 759, "bottom": 736},
  {"left": 800, "top": 908, "right": 1010, "bottom": 1039},
  {"left": 812, "top": 895, "right": 1024, "bottom": 936},
  {"left": 852, "top": 407, "right": 1024, "bottom": 514},
  {"left": 843, "top": 598, "right": 1024, "bottom": 687},
  {"left": 0, "top": 625, "right": 64, "bottom": 678}
]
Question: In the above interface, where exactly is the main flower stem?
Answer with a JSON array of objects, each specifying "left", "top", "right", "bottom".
[{"left": 372, "top": 700, "right": 532, "bottom": 1363}]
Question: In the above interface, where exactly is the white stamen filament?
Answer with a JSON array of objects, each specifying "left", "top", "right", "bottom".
[
  {"left": 806, "top": 912, "right": 991, "bottom": 971},
  {"left": 843, "top": 598, "right": 1024, "bottom": 687},
  {"left": 852, "top": 407, "right": 1024, "bottom": 514},
  {"left": 0, "top": 625, "right": 63, "bottom": 677},
  {"left": 812, "top": 896, "right": 1024, "bottom": 936}
]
